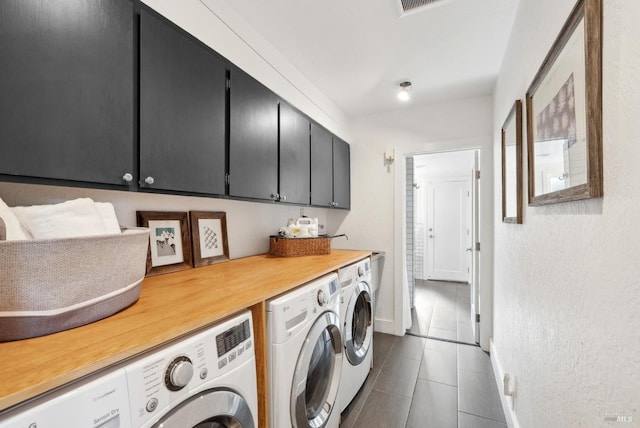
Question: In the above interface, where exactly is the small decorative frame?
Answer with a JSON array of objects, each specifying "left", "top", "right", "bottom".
[
  {"left": 136, "top": 211, "right": 192, "bottom": 276},
  {"left": 526, "top": 0, "right": 602, "bottom": 205},
  {"left": 502, "top": 100, "right": 523, "bottom": 224},
  {"left": 190, "top": 211, "right": 229, "bottom": 267}
]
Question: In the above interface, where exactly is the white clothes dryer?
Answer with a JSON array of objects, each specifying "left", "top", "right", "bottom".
[
  {"left": 337, "top": 257, "right": 373, "bottom": 412},
  {"left": 126, "top": 310, "right": 258, "bottom": 428},
  {"left": 267, "top": 273, "right": 343, "bottom": 428}
]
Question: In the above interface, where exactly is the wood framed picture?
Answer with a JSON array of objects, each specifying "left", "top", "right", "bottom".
[
  {"left": 136, "top": 211, "right": 192, "bottom": 276},
  {"left": 502, "top": 100, "right": 523, "bottom": 224},
  {"left": 526, "top": 0, "right": 602, "bottom": 206},
  {"left": 190, "top": 211, "right": 229, "bottom": 267}
]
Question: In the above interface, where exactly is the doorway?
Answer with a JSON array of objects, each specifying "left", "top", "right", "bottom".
[{"left": 406, "top": 149, "right": 480, "bottom": 345}]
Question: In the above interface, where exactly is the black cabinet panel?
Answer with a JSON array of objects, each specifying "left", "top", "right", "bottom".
[
  {"left": 229, "top": 68, "right": 278, "bottom": 200},
  {"left": 140, "top": 10, "right": 226, "bottom": 195},
  {"left": 310, "top": 123, "right": 333, "bottom": 207},
  {"left": 333, "top": 137, "right": 351, "bottom": 210},
  {"left": 279, "top": 103, "right": 310, "bottom": 205},
  {"left": 0, "top": 0, "right": 133, "bottom": 186}
]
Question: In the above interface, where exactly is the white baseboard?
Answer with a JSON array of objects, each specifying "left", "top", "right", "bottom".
[
  {"left": 373, "top": 317, "right": 397, "bottom": 335},
  {"left": 490, "top": 339, "right": 520, "bottom": 428}
]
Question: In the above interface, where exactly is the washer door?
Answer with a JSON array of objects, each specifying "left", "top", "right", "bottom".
[
  {"left": 344, "top": 281, "right": 373, "bottom": 365},
  {"left": 151, "top": 388, "right": 254, "bottom": 428},
  {"left": 291, "top": 311, "right": 343, "bottom": 428}
]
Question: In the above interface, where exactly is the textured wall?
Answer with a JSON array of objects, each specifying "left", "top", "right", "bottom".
[{"left": 493, "top": 0, "right": 640, "bottom": 425}]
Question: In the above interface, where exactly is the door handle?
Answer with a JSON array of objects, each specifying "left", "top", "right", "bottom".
[
  {"left": 466, "top": 248, "right": 473, "bottom": 252},
  {"left": 428, "top": 235, "right": 434, "bottom": 238}
]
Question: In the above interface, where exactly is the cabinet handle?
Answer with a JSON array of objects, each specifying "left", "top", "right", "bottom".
[
  {"left": 144, "top": 176, "right": 155, "bottom": 185},
  {"left": 122, "top": 173, "right": 133, "bottom": 183},
  {"left": 271, "top": 193, "right": 279, "bottom": 200},
  {"left": 280, "top": 195, "right": 287, "bottom": 201}
]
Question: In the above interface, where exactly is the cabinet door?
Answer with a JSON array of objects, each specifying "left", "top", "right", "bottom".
[
  {"left": 0, "top": 0, "right": 134, "bottom": 186},
  {"left": 310, "top": 123, "right": 333, "bottom": 207},
  {"left": 229, "top": 68, "right": 278, "bottom": 200},
  {"left": 140, "top": 10, "right": 226, "bottom": 195},
  {"left": 333, "top": 137, "right": 351, "bottom": 210},
  {"left": 279, "top": 103, "right": 310, "bottom": 205}
]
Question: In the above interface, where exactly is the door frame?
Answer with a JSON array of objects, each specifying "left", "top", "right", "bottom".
[{"left": 394, "top": 146, "right": 493, "bottom": 351}]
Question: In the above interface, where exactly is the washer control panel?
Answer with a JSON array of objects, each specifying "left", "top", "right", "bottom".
[{"left": 125, "top": 311, "right": 254, "bottom": 428}]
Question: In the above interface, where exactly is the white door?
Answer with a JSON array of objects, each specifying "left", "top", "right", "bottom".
[
  {"left": 426, "top": 179, "right": 471, "bottom": 282},
  {"left": 470, "top": 153, "right": 481, "bottom": 343}
]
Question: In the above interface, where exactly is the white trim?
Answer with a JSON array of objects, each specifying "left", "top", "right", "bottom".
[
  {"left": 490, "top": 338, "right": 520, "bottom": 428},
  {"left": 373, "top": 318, "right": 396, "bottom": 335},
  {"left": 0, "top": 278, "right": 143, "bottom": 317}
]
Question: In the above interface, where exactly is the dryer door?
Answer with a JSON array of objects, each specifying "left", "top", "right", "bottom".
[
  {"left": 344, "top": 281, "right": 373, "bottom": 365},
  {"left": 290, "top": 311, "right": 343, "bottom": 428},
  {"left": 151, "top": 388, "right": 255, "bottom": 428}
]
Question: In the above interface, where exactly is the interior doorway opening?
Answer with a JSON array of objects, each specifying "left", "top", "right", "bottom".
[{"left": 405, "top": 149, "right": 480, "bottom": 345}]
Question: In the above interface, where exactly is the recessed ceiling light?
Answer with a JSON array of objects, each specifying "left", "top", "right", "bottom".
[{"left": 398, "top": 81, "right": 412, "bottom": 101}]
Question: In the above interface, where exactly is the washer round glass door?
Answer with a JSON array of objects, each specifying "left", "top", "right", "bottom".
[
  {"left": 344, "top": 281, "right": 373, "bottom": 365},
  {"left": 291, "top": 311, "right": 343, "bottom": 428},
  {"left": 151, "top": 388, "right": 254, "bottom": 428}
]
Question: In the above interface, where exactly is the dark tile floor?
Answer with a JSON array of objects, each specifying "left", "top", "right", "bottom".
[{"left": 340, "top": 280, "right": 507, "bottom": 428}]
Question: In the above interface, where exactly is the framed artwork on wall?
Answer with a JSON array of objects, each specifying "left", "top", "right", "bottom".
[
  {"left": 189, "top": 211, "right": 229, "bottom": 267},
  {"left": 136, "top": 211, "right": 192, "bottom": 276},
  {"left": 502, "top": 99, "right": 523, "bottom": 224},
  {"left": 525, "top": 0, "right": 602, "bottom": 205}
]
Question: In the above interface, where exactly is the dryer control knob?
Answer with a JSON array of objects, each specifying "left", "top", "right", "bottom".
[
  {"left": 357, "top": 266, "right": 364, "bottom": 276},
  {"left": 317, "top": 290, "right": 328, "bottom": 306},
  {"left": 165, "top": 356, "right": 194, "bottom": 391}
]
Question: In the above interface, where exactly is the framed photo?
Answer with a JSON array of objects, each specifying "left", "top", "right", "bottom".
[
  {"left": 136, "top": 211, "right": 192, "bottom": 276},
  {"left": 526, "top": 0, "right": 602, "bottom": 206},
  {"left": 502, "top": 100, "right": 523, "bottom": 224},
  {"left": 190, "top": 211, "right": 229, "bottom": 267}
]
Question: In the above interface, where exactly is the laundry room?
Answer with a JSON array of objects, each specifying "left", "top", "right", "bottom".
[{"left": 1, "top": 0, "right": 639, "bottom": 427}]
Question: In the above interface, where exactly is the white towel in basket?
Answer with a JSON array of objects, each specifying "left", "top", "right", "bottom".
[
  {"left": 12, "top": 198, "right": 120, "bottom": 239},
  {"left": 0, "top": 197, "right": 29, "bottom": 240}
]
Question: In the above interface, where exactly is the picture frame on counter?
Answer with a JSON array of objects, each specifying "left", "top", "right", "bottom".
[
  {"left": 525, "top": 0, "right": 602, "bottom": 206},
  {"left": 136, "top": 211, "right": 192, "bottom": 276},
  {"left": 190, "top": 211, "right": 229, "bottom": 267},
  {"left": 502, "top": 99, "right": 523, "bottom": 224}
]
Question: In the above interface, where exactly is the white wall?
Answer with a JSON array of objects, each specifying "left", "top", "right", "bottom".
[
  {"left": 0, "top": 0, "right": 349, "bottom": 259},
  {"left": 492, "top": 0, "right": 640, "bottom": 425},
  {"left": 331, "top": 96, "right": 495, "bottom": 349}
]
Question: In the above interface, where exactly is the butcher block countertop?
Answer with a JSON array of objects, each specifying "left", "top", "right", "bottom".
[{"left": 0, "top": 249, "right": 370, "bottom": 416}]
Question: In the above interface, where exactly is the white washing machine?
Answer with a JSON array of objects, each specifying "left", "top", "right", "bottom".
[
  {"left": 267, "top": 273, "right": 343, "bottom": 428},
  {"left": 337, "top": 257, "right": 373, "bottom": 413},
  {"left": 126, "top": 310, "right": 258, "bottom": 427},
  {"left": 0, "top": 310, "right": 258, "bottom": 428},
  {"left": 0, "top": 366, "right": 131, "bottom": 428}
]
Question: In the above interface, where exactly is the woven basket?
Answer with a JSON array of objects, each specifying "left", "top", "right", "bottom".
[
  {"left": 0, "top": 228, "right": 149, "bottom": 341},
  {"left": 269, "top": 236, "right": 331, "bottom": 257}
]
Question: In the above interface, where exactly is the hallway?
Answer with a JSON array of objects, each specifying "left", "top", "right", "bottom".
[
  {"left": 340, "top": 277, "right": 506, "bottom": 427},
  {"left": 340, "top": 333, "right": 507, "bottom": 427},
  {"left": 408, "top": 279, "right": 476, "bottom": 344}
]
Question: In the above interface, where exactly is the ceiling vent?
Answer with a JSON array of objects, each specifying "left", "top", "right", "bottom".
[{"left": 397, "top": 0, "right": 450, "bottom": 15}]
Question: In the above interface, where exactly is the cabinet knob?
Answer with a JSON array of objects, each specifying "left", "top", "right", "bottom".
[
  {"left": 280, "top": 195, "right": 287, "bottom": 201},
  {"left": 122, "top": 173, "right": 133, "bottom": 183},
  {"left": 144, "top": 176, "right": 155, "bottom": 185},
  {"left": 271, "top": 193, "right": 279, "bottom": 200}
]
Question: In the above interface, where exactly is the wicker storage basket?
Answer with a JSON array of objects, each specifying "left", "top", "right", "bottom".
[
  {"left": 0, "top": 228, "right": 149, "bottom": 342},
  {"left": 269, "top": 236, "right": 331, "bottom": 257}
]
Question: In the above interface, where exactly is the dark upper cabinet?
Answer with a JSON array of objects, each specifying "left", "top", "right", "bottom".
[
  {"left": 310, "top": 123, "right": 334, "bottom": 207},
  {"left": 229, "top": 68, "right": 279, "bottom": 200},
  {"left": 332, "top": 136, "right": 351, "bottom": 210},
  {"left": 0, "top": 0, "right": 134, "bottom": 186},
  {"left": 279, "top": 103, "right": 310, "bottom": 205},
  {"left": 139, "top": 10, "right": 226, "bottom": 195},
  {"left": 310, "top": 123, "right": 351, "bottom": 210}
]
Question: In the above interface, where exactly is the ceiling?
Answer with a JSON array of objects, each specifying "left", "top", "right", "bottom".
[{"left": 218, "top": 0, "right": 520, "bottom": 119}]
